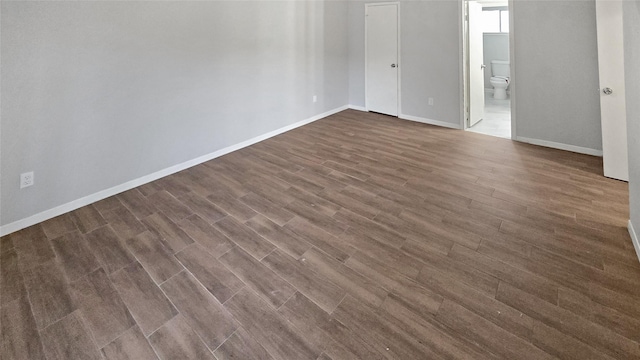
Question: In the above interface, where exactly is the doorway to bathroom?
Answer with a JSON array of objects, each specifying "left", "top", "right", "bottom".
[{"left": 462, "top": 0, "right": 513, "bottom": 139}]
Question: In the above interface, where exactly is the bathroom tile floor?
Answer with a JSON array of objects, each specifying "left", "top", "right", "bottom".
[{"left": 468, "top": 93, "right": 511, "bottom": 138}]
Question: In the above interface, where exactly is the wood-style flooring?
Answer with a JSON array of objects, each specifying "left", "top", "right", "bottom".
[{"left": 1, "top": 109, "right": 638, "bottom": 360}]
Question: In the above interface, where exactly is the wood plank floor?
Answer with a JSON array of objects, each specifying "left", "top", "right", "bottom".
[{"left": 1, "top": 109, "right": 638, "bottom": 360}]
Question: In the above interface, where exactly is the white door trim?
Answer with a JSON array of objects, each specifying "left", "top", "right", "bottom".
[
  {"left": 508, "top": 0, "right": 517, "bottom": 140},
  {"left": 459, "top": 0, "right": 467, "bottom": 129},
  {"left": 365, "top": 2, "right": 401, "bottom": 116}
]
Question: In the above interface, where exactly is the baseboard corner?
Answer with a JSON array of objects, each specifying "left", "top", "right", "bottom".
[
  {"left": 515, "top": 136, "right": 603, "bottom": 157},
  {"left": 398, "top": 113, "right": 462, "bottom": 130},
  {"left": 348, "top": 105, "right": 367, "bottom": 112}
]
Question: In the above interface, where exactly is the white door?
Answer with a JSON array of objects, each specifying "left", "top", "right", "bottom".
[
  {"left": 366, "top": 3, "right": 399, "bottom": 116},
  {"left": 596, "top": 0, "right": 628, "bottom": 181},
  {"left": 468, "top": 1, "right": 485, "bottom": 127}
]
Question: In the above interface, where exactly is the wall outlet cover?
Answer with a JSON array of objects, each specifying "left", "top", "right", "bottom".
[{"left": 20, "top": 172, "right": 34, "bottom": 189}]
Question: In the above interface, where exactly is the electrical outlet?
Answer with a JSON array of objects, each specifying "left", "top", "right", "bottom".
[
  {"left": 428, "top": 98, "right": 434, "bottom": 106},
  {"left": 20, "top": 172, "right": 34, "bottom": 189},
  {"left": 313, "top": 95, "right": 317, "bottom": 103}
]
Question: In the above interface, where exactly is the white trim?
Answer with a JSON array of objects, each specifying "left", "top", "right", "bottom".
[
  {"left": 348, "top": 105, "right": 367, "bottom": 112},
  {"left": 516, "top": 136, "right": 603, "bottom": 156},
  {"left": 397, "top": 3, "right": 402, "bottom": 118},
  {"left": 364, "top": 2, "right": 401, "bottom": 117},
  {"left": 0, "top": 105, "right": 348, "bottom": 237},
  {"left": 399, "top": 113, "right": 462, "bottom": 129},
  {"left": 458, "top": 0, "right": 468, "bottom": 129},
  {"left": 628, "top": 220, "right": 640, "bottom": 264},
  {"left": 364, "top": 2, "right": 368, "bottom": 113},
  {"left": 508, "top": 0, "right": 517, "bottom": 140},
  {"left": 460, "top": 0, "right": 468, "bottom": 129}
]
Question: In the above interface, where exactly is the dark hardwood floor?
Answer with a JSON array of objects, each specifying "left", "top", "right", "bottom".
[{"left": 1, "top": 109, "right": 638, "bottom": 360}]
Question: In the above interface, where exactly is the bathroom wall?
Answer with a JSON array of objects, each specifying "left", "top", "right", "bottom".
[
  {"left": 512, "top": 0, "right": 602, "bottom": 153},
  {"left": 623, "top": 0, "right": 640, "bottom": 255},
  {"left": 348, "top": 0, "right": 462, "bottom": 127},
  {"left": 483, "top": 33, "right": 509, "bottom": 90},
  {"left": 0, "top": 1, "right": 349, "bottom": 230}
]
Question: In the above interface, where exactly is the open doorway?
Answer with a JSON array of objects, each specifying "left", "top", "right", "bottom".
[{"left": 462, "top": 0, "right": 513, "bottom": 139}]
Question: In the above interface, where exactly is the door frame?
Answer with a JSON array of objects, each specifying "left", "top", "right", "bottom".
[
  {"left": 365, "top": 2, "right": 401, "bottom": 116},
  {"left": 465, "top": 0, "right": 486, "bottom": 128},
  {"left": 459, "top": 0, "right": 517, "bottom": 139}
]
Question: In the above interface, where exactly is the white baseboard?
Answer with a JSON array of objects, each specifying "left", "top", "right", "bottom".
[
  {"left": 515, "top": 136, "right": 603, "bottom": 157},
  {"left": 629, "top": 220, "right": 640, "bottom": 264},
  {"left": 348, "top": 108, "right": 461, "bottom": 131},
  {"left": 399, "top": 113, "right": 462, "bottom": 130},
  {"left": 0, "top": 105, "right": 349, "bottom": 237}
]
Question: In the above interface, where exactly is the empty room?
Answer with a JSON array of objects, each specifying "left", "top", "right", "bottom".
[{"left": 1, "top": 0, "right": 639, "bottom": 359}]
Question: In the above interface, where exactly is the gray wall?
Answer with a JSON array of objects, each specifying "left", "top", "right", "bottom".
[
  {"left": 0, "top": 1, "right": 349, "bottom": 227},
  {"left": 348, "top": 0, "right": 462, "bottom": 126},
  {"left": 512, "top": 0, "right": 602, "bottom": 151},
  {"left": 483, "top": 33, "right": 509, "bottom": 89},
  {"left": 624, "top": 0, "right": 640, "bottom": 238},
  {"left": 0, "top": 0, "right": 626, "bottom": 230}
]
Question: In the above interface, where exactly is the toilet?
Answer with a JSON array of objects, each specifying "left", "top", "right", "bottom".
[{"left": 490, "top": 60, "right": 510, "bottom": 100}]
